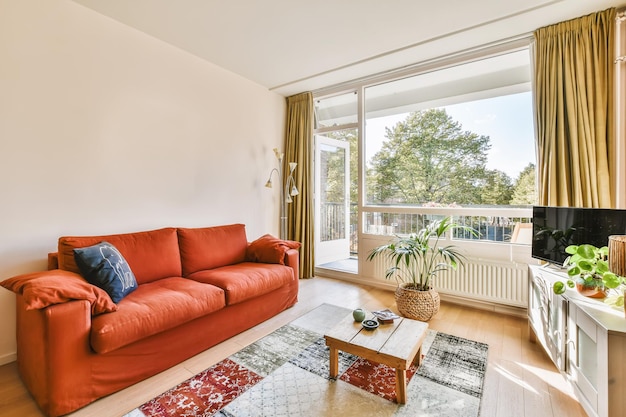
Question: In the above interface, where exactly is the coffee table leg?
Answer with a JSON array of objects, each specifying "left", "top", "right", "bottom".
[
  {"left": 396, "top": 369, "right": 407, "bottom": 404},
  {"left": 414, "top": 346, "right": 422, "bottom": 366},
  {"left": 329, "top": 346, "right": 339, "bottom": 379}
]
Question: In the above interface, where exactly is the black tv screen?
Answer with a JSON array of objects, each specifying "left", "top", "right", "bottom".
[{"left": 532, "top": 206, "right": 626, "bottom": 265}]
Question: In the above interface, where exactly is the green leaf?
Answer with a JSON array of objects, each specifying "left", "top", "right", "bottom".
[
  {"left": 577, "top": 260, "right": 593, "bottom": 272},
  {"left": 596, "top": 260, "right": 609, "bottom": 273},
  {"left": 598, "top": 246, "right": 609, "bottom": 257},
  {"left": 603, "top": 272, "right": 621, "bottom": 289},
  {"left": 565, "top": 245, "right": 578, "bottom": 255},
  {"left": 576, "top": 244, "right": 597, "bottom": 259},
  {"left": 567, "top": 266, "right": 580, "bottom": 277},
  {"left": 553, "top": 281, "right": 566, "bottom": 294}
]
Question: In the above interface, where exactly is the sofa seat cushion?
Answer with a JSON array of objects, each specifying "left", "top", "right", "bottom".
[
  {"left": 187, "top": 262, "right": 295, "bottom": 305},
  {"left": 90, "top": 277, "right": 225, "bottom": 354}
]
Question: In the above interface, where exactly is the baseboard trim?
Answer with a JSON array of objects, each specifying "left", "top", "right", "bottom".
[
  {"left": 0, "top": 352, "right": 17, "bottom": 366},
  {"left": 315, "top": 268, "right": 396, "bottom": 291},
  {"left": 439, "top": 293, "right": 527, "bottom": 318}
]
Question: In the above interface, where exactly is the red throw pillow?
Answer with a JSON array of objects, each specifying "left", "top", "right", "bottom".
[
  {"left": 0, "top": 270, "right": 117, "bottom": 315},
  {"left": 245, "top": 234, "right": 301, "bottom": 265}
]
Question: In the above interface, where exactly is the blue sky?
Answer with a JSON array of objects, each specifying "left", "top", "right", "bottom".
[{"left": 444, "top": 92, "right": 535, "bottom": 179}]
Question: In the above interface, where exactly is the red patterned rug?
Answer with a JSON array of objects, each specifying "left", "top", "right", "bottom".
[
  {"left": 128, "top": 304, "right": 487, "bottom": 417},
  {"left": 139, "top": 353, "right": 417, "bottom": 416},
  {"left": 339, "top": 357, "right": 418, "bottom": 402},
  {"left": 139, "top": 359, "right": 263, "bottom": 416}
]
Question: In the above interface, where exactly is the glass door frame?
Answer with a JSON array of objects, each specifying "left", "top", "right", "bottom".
[{"left": 314, "top": 135, "right": 351, "bottom": 266}]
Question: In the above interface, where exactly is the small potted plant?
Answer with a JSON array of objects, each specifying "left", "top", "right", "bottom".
[
  {"left": 553, "top": 244, "right": 624, "bottom": 301},
  {"left": 366, "top": 216, "right": 476, "bottom": 321}
]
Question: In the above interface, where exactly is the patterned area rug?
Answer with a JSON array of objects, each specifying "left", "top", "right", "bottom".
[
  {"left": 126, "top": 304, "right": 488, "bottom": 417},
  {"left": 416, "top": 332, "right": 488, "bottom": 398}
]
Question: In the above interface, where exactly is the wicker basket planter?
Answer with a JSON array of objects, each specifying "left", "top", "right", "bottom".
[
  {"left": 367, "top": 218, "right": 474, "bottom": 323},
  {"left": 395, "top": 283, "right": 440, "bottom": 321}
]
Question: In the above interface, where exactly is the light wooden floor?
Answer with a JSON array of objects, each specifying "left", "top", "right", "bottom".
[{"left": 0, "top": 276, "right": 588, "bottom": 417}]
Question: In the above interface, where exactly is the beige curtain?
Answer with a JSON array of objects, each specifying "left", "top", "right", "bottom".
[
  {"left": 533, "top": 8, "right": 615, "bottom": 207},
  {"left": 285, "top": 92, "right": 314, "bottom": 278}
]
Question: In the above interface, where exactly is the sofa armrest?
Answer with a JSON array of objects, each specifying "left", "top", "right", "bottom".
[
  {"left": 48, "top": 252, "right": 59, "bottom": 270},
  {"left": 1, "top": 269, "right": 116, "bottom": 315},
  {"left": 17, "top": 296, "right": 95, "bottom": 417},
  {"left": 284, "top": 248, "right": 300, "bottom": 279}
]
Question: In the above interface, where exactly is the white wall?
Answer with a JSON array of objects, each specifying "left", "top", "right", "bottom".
[{"left": 0, "top": 0, "right": 286, "bottom": 363}]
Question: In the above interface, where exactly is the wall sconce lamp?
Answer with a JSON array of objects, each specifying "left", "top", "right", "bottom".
[{"left": 265, "top": 148, "right": 299, "bottom": 239}]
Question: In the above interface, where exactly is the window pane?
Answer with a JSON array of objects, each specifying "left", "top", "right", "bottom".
[
  {"left": 364, "top": 50, "right": 536, "bottom": 207},
  {"left": 315, "top": 92, "right": 358, "bottom": 128},
  {"left": 319, "top": 143, "right": 346, "bottom": 241}
]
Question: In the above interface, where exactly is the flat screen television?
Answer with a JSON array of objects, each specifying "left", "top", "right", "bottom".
[{"left": 532, "top": 206, "right": 626, "bottom": 266}]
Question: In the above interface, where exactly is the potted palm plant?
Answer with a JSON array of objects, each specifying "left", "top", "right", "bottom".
[{"left": 367, "top": 216, "right": 475, "bottom": 321}]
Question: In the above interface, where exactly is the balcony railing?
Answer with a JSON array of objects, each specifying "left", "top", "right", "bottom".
[
  {"left": 321, "top": 202, "right": 359, "bottom": 254},
  {"left": 320, "top": 203, "right": 533, "bottom": 257},
  {"left": 364, "top": 211, "right": 532, "bottom": 243}
]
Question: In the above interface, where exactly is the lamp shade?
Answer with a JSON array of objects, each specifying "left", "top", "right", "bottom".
[{"left": 608, "top": 235, "right": 626, "bottom": 277}]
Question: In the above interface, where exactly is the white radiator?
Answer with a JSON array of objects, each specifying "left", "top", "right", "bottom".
[
  {"left": 371, "top": 258, "right": 528, "bottom": 308},
  {"left": 436, "top": 261, "right": 528, "bottom": 307}
]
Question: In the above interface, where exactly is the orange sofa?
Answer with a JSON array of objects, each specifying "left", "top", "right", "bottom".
[{"left": 1, "top": 224, "right": 300, "bottom": 417}]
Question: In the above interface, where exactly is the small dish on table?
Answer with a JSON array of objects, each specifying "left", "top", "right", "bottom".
[{"left": 361, "top": 319, "right": 379, "bottom": 330}]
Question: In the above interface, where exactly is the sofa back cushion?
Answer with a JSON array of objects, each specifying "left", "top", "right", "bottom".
[
  {"left": 177, "top": 224, "right": 248, "bottom": 276},
  {"left": 58, "top": 228, "right": 182, "bottom": 285}
]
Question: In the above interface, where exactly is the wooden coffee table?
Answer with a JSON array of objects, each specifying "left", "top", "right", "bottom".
[{"left": 324, "top": 312, "right": 428, "bottom": 404}]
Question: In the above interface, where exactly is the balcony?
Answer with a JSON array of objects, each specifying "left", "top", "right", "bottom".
[
  {"left": 317, "top": 204, "right": 534, "bottom": 311},
  {"left": 320, "top": 203, "right": 533, "bottom": 252}
]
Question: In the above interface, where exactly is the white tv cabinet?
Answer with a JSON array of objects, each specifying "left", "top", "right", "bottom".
[{"left": 528, "top": 264, "right": 626, "bottom": 417}]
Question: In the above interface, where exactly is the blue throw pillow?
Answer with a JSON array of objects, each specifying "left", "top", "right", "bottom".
[{"left": 73, "top": 242, "right": 137, "bottom": 303}]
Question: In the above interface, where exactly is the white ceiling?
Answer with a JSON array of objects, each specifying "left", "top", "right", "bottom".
[{"left": 71, "top": 0, "right": 624, "bottom": 96}]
